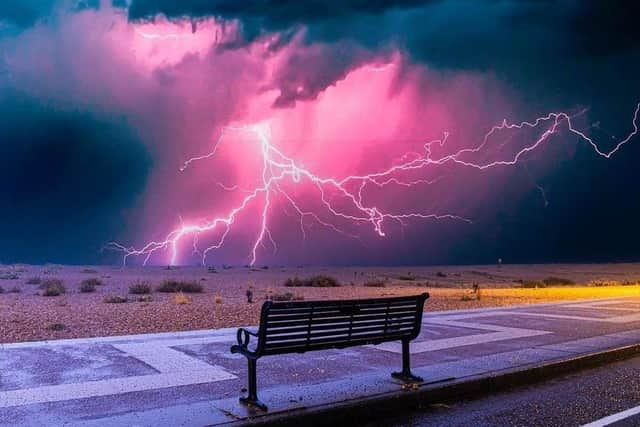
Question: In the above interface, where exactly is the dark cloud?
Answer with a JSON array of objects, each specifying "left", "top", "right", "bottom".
[
  {"left": 127, "top": 0, "right": 428, "bottom": 27},
  {"left": 126, "top": 1, "right": 640, "bottom": 109},
  {"left": 0, "top": 0, "right": 58, "bottom": 27},
  {"left": 0, "top": 0, "right": 98, "bottom": 28},
  {"left": 0, "top": 92, "right": 151, "bottom": 264}
]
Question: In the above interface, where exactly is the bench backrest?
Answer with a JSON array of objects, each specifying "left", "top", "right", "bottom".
[{"left": 255, "top": 293, "right": 429, "bottom": 356}]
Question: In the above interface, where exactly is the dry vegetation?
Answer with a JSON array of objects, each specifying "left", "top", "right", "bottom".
[
  {"left": 40, "top": 279, "right": 66, "bottom": 296},
  {"left": 129, "top": 280, "right": 152, "bottom": 295},
  {"left": 156, "top": 279, "right": 203, "bottom": 293},
  {"left": 284, "top": 275, "right": 340, "bottom": 287}
]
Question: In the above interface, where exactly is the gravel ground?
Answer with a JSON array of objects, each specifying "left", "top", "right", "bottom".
[{"left": 1, "top": 263, "right": 640, "bottom": 343}]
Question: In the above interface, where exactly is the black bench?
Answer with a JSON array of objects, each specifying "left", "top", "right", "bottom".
[{"left": 230, "top": 293, "right": 429, "bottom": 411}]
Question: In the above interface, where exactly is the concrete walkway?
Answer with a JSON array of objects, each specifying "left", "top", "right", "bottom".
[{"left": 2, "top": 296, "right": 640, "bottom": 426}]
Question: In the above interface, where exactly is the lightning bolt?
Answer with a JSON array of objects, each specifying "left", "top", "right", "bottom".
[{"left": 110, "top": 102, "right": 640, "bottom": 266}]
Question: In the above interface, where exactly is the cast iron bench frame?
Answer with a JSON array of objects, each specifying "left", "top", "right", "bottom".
[{"left": 230, "top": 293, "right": 429, "bottom": 411}]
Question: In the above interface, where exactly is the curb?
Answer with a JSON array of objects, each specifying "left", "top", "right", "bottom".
[{"left": 230, "top": 343, "right": 640, "bottom": 426}]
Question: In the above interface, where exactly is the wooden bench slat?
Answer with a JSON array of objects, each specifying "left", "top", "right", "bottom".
[
  {"left": 267, "top": 295, "right": 422, "bottom": 309},
  {"left": 265, "top": 315, "right": 417, "bottom": 331},
  {"left": 266, "top": 300, "right": 418, "bottom": 313},
  {"left": 266, "top": 308, "right": 418, "bottom": 323},
  {"left": 261, "top": 331, "right": 413, "bottom": 354},
  {"left": 264, "top": 327, "right": 415, "bottom": 347},
  {"left": 265, "top": 324, "right": 416, "bottom": 344},
  {"left": 266, "top": 305, "right": 417, "bottom": 320},
  {"left": 264, "top": 318, "right": 416, "bottom": 336}
]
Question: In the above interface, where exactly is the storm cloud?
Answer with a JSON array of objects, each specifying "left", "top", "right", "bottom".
[
  {"left": 125, "top": 1, "right": 640, "bottom": 109},
  {"left": 0, "top": 1, "right": 639, "bottom": 265}
]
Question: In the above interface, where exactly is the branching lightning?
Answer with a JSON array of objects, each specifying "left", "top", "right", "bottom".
[{"left": 110, "top": 101, "right": 640, "bottom": 266}]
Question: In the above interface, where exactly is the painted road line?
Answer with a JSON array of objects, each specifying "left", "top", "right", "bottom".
[
  {"left": 0, "top": 338, "right": 236, "bottom": 408},
  {"left": 582, "top": 404, "right": 640, "bottom": 427},
  {"left": 373, "top": 313, "right": 552, "bottom": 354}
]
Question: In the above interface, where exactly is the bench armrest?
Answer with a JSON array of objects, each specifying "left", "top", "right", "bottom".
[
  {"left": 231, "top": 328, "right": 259, "bottom": 357},
  {"left": 236, "top": 327, "right": 259, "bottom": 349}
]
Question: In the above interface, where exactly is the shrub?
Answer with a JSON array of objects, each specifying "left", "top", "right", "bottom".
[
  {"left": 284, "top": 275, "right": 340, "bottom": 287},
  {"left": 436, "top": 271, "right": 447, "bottom": 278},
  {"left": 81, "top": 268, "right": 98, "bottom": 274},
  {"left": 397, "top": 274, "right": 416, "bottom": 281},
  {"left": 521, "top": 280, "right": 545, "bottom": 288},
  {"left": 84, "top": 277, "right": 103, "bottom": 287},
  {"left": 0, "top": 272, "right": 19, "bottom": 280},
  {"left": 173, "top": 292, "right": 191, "bottom": 305},
  {"left": 40, "top": 279, "right": 66, "bottom": 297},
  {"left": 213, "top": 295, "right": 223, "bottom": 304},
  {"left": 363, "top": 279, "right": 387, "bottom": 288},
  {"left": 26, "top": 276, "right": 42, "bottom": 285},
  {"left": 79, "top": 278, "right": 101, "bottom": 293},
  {"left": 129, "top": 281, "right": 152, "bottom": 295},
  {"left": 177, "top": 281, "right": 203, "bottom": 293},
  {"left": 103, "top": 295, "right": 128, "bottom": 304},
  {"left": 136, "top": 295, "right": 153, "bottom": 303},
  {"left": 621, "top": 281, "right": 639, "bottom": 286},
  {"left": 542, "top": 276, "right": 575, "bottom": 286},
  {"left": 9, "top": 286, "right": 21, "bottom": 293},
  {"left": 0, "top": 285, "right": 4, "bottom": 294},
  {"left": 589, "top": 280, "right": 619, "bottom": 287},
  {"left": 156, "top": 280, "right": 203, "bottom": 293},
  {"left": 460, "top": 290, "right": 480, "bottom": 301}
]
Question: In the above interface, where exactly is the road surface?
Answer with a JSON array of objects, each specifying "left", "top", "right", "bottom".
[{"left": 381, "top": 355, "right": 640, "bottom": 427}]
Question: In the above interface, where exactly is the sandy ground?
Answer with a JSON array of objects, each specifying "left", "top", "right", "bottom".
[{"left": 1, "top": 263, "right": 640, "bottom": 343}]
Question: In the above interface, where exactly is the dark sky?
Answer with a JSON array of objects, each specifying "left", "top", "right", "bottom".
[{"left": 1, "top": 1, "right": 639, "bottom": 265}]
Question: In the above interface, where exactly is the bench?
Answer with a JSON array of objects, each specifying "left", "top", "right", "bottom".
[{"left": 230, "top": 293, "right": 429, "bottom": 411}]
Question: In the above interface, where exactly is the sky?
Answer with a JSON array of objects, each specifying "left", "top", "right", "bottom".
[{"left": 1, "top": 0, "right": 640, "bottom": 266}]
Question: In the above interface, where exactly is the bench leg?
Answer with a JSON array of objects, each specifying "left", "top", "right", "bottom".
[
  {"left": 391, "top": 340, "right": 423, "bottom": 383},
  {"left": 239, "top": 358, "right": 268, "bottom": 411}
]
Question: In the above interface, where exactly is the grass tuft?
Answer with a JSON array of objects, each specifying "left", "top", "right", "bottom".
[
  {"left": 542, "top": 277, "right": 575, "bottom": 286},
  {"left": 284, "top": 275, "right": 340, "bottom": 287},
  {"left": 173, "top": 292, "right": 191, "bottom": 305},
  {"left": 129, "top": 280, "right": 152, "bottom": 295},
  {"left": 79, "top": 278, "right": 102, "bottom": 293},
  {"left": 363, "top": 279, "right": 387, "bottom": 288},
  {"left": 103, "top": 295, "right": 128, "bottom": 304},
  {"left": 156, "top": 280, "right": 203, "bottom": 293},
  {"left": 26, "top": 276, "right": 42, "bottom": 285},
  {"left": 40, "top": 279, "right": 66, "bottom": 297},
  {"left": 521, "top": 280, "right": 545, "bottom": 288}
]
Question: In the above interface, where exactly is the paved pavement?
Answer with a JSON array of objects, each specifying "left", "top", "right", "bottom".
[{"left": 2, "top": 296, "right": 640, "bottom": 426}]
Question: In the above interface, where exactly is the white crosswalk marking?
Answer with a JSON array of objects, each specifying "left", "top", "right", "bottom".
[{"left": 0, "top": 336, "right": 236, "bottom": 408}]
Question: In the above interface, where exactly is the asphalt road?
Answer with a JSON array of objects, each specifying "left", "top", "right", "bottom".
[{"left": 374, "top": 355, "right": 640, "bottom": 427}]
